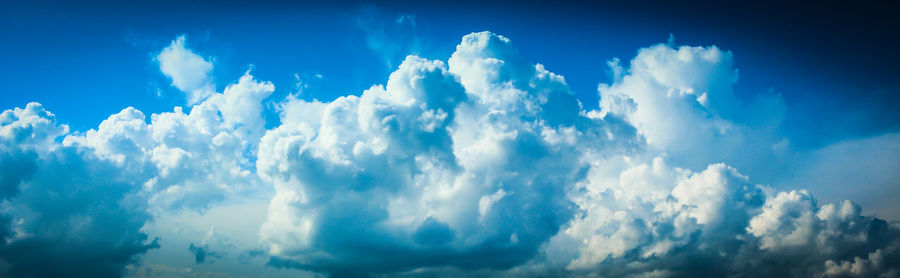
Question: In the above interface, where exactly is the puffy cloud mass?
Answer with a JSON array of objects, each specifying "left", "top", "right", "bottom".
[
  {"left": 1, "top": 31, "right": 898, "bottom": 277},
  {"left": 0, "top": 103, "right": 156, "bottom": 277},
  {"left": 157, "top": 35, "right": 216, "bottom": 105},
  {"left": 255, "top": 32, "right": 900, "bottom": 276},
  {"left": 257, "top": 32, "right": 638, "bottom": 274},
  {"left": 1, "top": 52, "right": 272, "bottom": 276}
]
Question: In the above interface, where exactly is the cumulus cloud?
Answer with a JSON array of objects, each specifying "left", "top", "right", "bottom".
[
  {"left": 63, "top": 68, "right": 273, "bottom": 212},
  {"left": 598, "top": 43, "right": 789, "bottom": 181},
  {"left": 2, "top": 31, "right": 898, "bottom": 277},
  {"left": 542, "top": 157, "right": 899, "bottom": 277},
  {"left": 0, "top": 103, "right": 157, "bottom": 277},
  {"left": 0, "top": 35, "right": 275, "bottom": 277},
  {"left": 257, "top": 31, "right": 638, "bottom": 274},
  {"left": 157, "top": 35, "right": 215, "bottom": 105},
  {"left": 255, "top": 31, "right": 900, "bottom": 277}
]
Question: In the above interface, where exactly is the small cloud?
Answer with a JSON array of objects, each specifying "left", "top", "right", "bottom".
[{"left": 156, "top": 35, "right": 215, "bottom": 105}]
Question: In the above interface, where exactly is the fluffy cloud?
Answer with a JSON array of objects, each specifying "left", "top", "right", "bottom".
[
  {"left": 530, "top": 41, "right": 898, "bottom": 277},
  {"left": 541, "top": 157, "right": 899, "bottom": 277},
  {"left": 0, "top": 103, "right": 157, "bottom": 277},
  {"left": 64, "top": 70, "right": 273, "bottom": 212},
  {"left": 1, "top": 31, "right": 898, "bottom": 277},
  {"left": 257, "top": 32, "right": 638, "bottom": 274},
  {"left": 254, "top": 31, "right": 900, "bottom": 277},
  {"left": 0, "top": 36, "right": 274, "bottom": 277},
  {"left": 256, "top": 32, "right": 899, "bottom": 277},
  {"left": 599, "top": 43, "right": 789, "bottom": 181},
  {"left": 157, "top": 35, "right": 215, "bottom": 105}
]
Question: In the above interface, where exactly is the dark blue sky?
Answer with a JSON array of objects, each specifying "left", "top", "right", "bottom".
[{"left": 2, "top": 0, "right": 898, "bottom": 149}]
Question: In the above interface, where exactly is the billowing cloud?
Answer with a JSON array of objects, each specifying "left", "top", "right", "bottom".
[
  {"left": 598, "top": 43, "right": 790, "bottom": 182},
  {"left": 539, "top": 157, "right": 899, "bottom": 277},
  {"left": 253, "top": 31, "right": 900, "bottom": 277},
  {"left": 0, "top": 36, "right": 274, "bottom": 277},
  {"left": 257, "top": 32, "right": 638, "bottom": 274},
  {"left": 0, "top": 103, "right": 157, "bottom": 277},
  {"left": 255, "top": 32, "right": 899, "bottom": 277},
  {"left": 1, "top": 31, "right": 898, "bottom": 277},
  {"left": 63, "top": 69, "right": 273, "bottom": 212}
]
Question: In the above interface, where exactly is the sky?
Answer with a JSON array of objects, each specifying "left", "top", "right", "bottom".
[{"left": 1, "top": 1, "right": 899, "bottom": 277}]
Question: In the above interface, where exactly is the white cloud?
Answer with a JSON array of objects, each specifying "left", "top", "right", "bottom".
[
  {"left": 0, "top": 103, "right": 157, "bottom": 277},
  {"left": 1, "top": 31, "right": 898, "bottom": 277},
  {"left": 254, "top": 31, "right": 900, "bottom": 277},
  {"left": 62, "top": 69, "right": 273, "bottom": 213},
  {"left": 157, "top": 35, "right": 215, "bottom": 105},
  {"left": 0, "top": 38, "right": 276, "bottom": 276},
  {"left": 256, "top": 31, "right": 638, "bottom": 273},
  {"left": 598, "top": 43, "right": 789, "bottom": 181}
]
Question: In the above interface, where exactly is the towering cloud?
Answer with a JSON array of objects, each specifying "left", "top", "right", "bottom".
[
  {"left": 257, "top": 32, "right": 639, "bottom": 275},
  {"left": 255, "top": 32, "right": 900, "bottom": 277}
]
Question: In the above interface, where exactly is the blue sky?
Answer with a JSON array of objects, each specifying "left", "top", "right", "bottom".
[
  {"left": 1, "top": 1, "right": 899, "bottom": 277},
  {"left": 4, "top": 1, "right": 898, "bottom": 147}
]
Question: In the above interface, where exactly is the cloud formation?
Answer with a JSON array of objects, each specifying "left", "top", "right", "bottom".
[
  {"left": 1, "top": 31, "right": 897, "bottom": 277},
  {"left": 598, "top": 43, "right": 789, "bottom": 181},
  {"left": 1, "top": 39, "right": 273, "bottom": 276},
  {"left": 255, "top": 32, "right": 900, "bottom": 277},
  {"left": 0, "top": 103, "right": 157, "bottom": 277},
  {"left": 157, "top": 35, "right": 215, "bottom": 105},
  {"left": 257, "top": 32, "right": 638, "bottom": 274},
  {"left": 64, "top": 70, "right": 273, "bottom": 212}
]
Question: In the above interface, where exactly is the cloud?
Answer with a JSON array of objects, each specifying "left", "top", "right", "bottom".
[
  {"left": 256, "top": 31, "right": 900, "bottom": 277},
  {"left": 2, "top": 31, "right": 898, "bottom": 277},
  {"left": 257, "top": 31, "right": 639, "bottom": 274},
  {"left": 535, "top": 41, "right": 899, "bottom": 277},
  {"left": 157, "top": 35, "right": 215, "bottom": 105},
  {"left": 0, "top": 36, "right": 275, "bottom": 276},
  {"left": 0, "top": 103, "right": 158, "bottom": 278},
  {"left": 824, "top": 249, "right": 900, "bottom": 278},
  {"left": 534, "top": 157, "right": 900, "bottom": 277},
  {"left": 598, "top": 43, "right": 789, "bottom": 182},
  {"left": 64, "top": 70, "right": 273, "bottom": 213}
]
